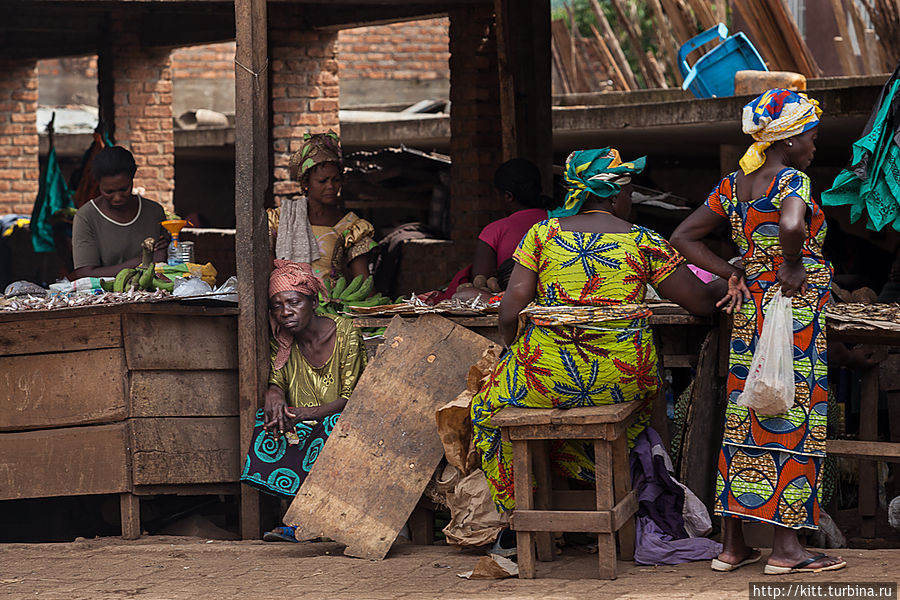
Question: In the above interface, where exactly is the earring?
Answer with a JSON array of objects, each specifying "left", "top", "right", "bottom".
[{"left": 786, "top": 141, "right": 793, "bottom": 146}]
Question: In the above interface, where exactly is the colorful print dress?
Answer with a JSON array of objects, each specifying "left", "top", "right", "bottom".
[
  {"left": 471, "top": 219, "right": 684, "bottom": 511},
  {"left": 707, "top": 168, "right": 832, "bottom": 530}
]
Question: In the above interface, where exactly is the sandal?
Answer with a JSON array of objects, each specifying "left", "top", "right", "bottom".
[
  {"left": 764, "top": 553, "right": 847, "bottom": 575},
  {"left": 711, "top": 549, "right": 762, "bottom": 572},
  {"left": 262, "top": 525, "right": 300, "bottom": 543}
]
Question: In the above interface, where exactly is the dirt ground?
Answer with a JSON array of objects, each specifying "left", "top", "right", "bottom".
[{"left": 0, "top": 536, "right": 897, "bottom": 600}]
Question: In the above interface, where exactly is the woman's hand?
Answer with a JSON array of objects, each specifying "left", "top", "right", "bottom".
[
  {"left": 777, "top": 261, "right": 808, "bottom": 297},
  {"left": 263, "top": 386, "right": 289, "bottom": 436},
  {"left": 284, "top": 405, "right": 316, "bottom": 426},
  {"left": 716, "top": 273, "right": 751, "bottom": 314}
]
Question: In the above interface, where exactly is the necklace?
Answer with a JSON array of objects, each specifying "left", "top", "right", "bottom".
[{"left": 582, "top": 209, "right": 613, "bottom": 215}]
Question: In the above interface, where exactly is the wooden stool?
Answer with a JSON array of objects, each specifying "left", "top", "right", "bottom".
[{"left": 492, "top": 400, "right": 646, "bottom": 579}]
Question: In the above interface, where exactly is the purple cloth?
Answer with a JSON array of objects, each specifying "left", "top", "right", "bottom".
[{"left": 630, "top": 427, "right": 722, "bottom": 565}]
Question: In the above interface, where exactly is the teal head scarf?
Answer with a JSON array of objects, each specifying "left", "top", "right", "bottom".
[{"left": 549, "top": 147, "right": 646, "bottom": 218}]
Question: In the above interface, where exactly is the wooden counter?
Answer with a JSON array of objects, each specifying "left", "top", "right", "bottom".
[{"left": 0, "top": 301, "right": 240, "bottom": 538}]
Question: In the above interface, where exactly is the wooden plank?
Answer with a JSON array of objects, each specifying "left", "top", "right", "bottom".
[
  {"left": 234, "top": 0, "right": 270, "bottom": 541},
  {"left": 512, "top": 509, "right": 612, "bottom": 533},
  {"left": 120, "top": 493, "right": 141, "bottom": 540},
  {"left": 493, "top": 402, "right": 645, "bottom": 428},
  {"left": 859, "top": 367, "right": 879, "bottom": 537},
  {"left": 0, "top": 348, "right": 126, "bottom": 432},
  {"left": 513, "top": 438, "right": 536, "bottom": 578},
  {"left": 826, "top": 439, "right": 900, "bottom": 462},
  {"left": 844, "top": 0, "right": 870, "bottom": 74},
  {"left": 129, "top": 417, "right": 240, "bottom": 486},
  {"left": 678, "top": 328, "right": 725, "bottom": 510},
  {"left": 0, "top": 423, "right": 129, "bottom": 500},
  {"left": 130, "top": 370, "right": 238, "bottom": 417},
  {"left": 284, "top": 315, "right": 497, "bottom": 560},
  {"left": 609, "top": 0, "right": 655, "bottom": 88},
  {"left": 132, "top": 483, "right": 241, "bottom": 496},
  {"left": 611, "top": 489, "right": 638, "bottom": 533},
  {"left": 612, "top": 435, "right": 635, "bottom": 559},
  {"left": 123, "top": 313, "right": 237, "bottom": 370},
  {"left": 590, "top": 24, "right": 630, "bottom": 91},
  {"left": 507, "top": 422, "right": 621, "bottom": 441},
  {"left": 0, "top": 302, "right": 238, "bottom": 324},
  {"left": 0, "top": 313, "right": 121, "bottom": 357},
  {"left": 532, "top": 440, "right": 555, "bottom": 562}
]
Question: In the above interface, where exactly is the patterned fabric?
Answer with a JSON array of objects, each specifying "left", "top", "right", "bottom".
[
  {"left": 269, "top": 314, "right": 367, "bottom": 407},
  {"left": 241, "top": 409, "right": 341, "bottom": 497},
  {"left": 311, "top": 211, "right": 378, "bottom": 282},
  {"left": 269, "top": 260, "right": 327, "bottom": 370},
  {"left": 471, "top": 218, "right": 684, "bottom": 511},
  {"left": 550, "top": 148, "right": 646, "bottom": 218},
  {"left": 289, "top": 130, "right": 342, "bottom": 184},
  {"left": 705, "top": 168, "right": 833, "bottom": 530},
  {"left": 739, "top": 89, "right": 822, "bottom": 175}
]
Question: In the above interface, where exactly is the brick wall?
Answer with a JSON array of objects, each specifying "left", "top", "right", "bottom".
[
  {"left": 269, "top": 5, "right": 340, "bottom": 206},
  {"left": 338, "top": 18, "right": 449, "bottom": 84},
  {"left": 109, "top": 16, "right": 175, "bottom": 212},
  {"left": 0, "top": 60, "right": 39, "bottom": 216},
  {"left": 448, "top": 6, "right": 503, "bottom": 246},
  {"left": 170, "top": 43, "right": 235, "bottom": 81}
]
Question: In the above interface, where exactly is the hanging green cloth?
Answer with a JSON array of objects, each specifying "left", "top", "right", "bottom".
[
  {"left": 821, "top": 65, "right": 900, "bottom": 232},
  {"left": 30, "top": 126, "right": 74, "bottom": 253}
]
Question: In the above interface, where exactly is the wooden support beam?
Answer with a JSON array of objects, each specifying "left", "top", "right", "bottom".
[
  {"left": 234, "top": 0, "right": 270, "bottom": 542},
  {"left": 494, "top": 0, "right": 552, "bottom": 193},
  {"left": 859, "top": 367, "right": 879, "bottom": 538},
  {"left": 589, "top": 0, "right": 639, "bottom": 90}
]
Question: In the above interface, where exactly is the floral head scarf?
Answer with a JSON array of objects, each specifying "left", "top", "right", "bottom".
[
  {"left": 269, "top": 259, "right": 327, "bottom": 370},
  {"left": 289, "top": 130, "right": 343, "bottom": 188},
  {"left": 549, "top": 147, "right": 646, "bottom": 218},
  {"left": 739, "top": 89, "right": 822, "bottom": 175}
]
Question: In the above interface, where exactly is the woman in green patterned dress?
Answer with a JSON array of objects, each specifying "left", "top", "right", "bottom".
[{"left": 471, "top": 148, "right": 729, "bottom": 513}]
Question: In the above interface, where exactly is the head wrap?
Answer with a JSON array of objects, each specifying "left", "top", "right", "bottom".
[
  {"left": 739, "top": 89, "right": 822, "bottom": 175},
  {"left": 549, "top": 148, "right": 646, "bottom": 218},
  {"left": 269, "top": 259, "right": 327, "bottom": 370},
  {"left": 289, "top": 130, "right": 343, "bottom": 185}
]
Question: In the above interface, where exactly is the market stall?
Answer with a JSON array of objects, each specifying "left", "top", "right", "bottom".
[{"left": 0, "top": 301, "right": 239, "bottom": 539}]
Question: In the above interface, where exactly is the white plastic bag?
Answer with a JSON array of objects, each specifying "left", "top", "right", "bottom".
[{"left": 736, "top": 290, "right": 795, "bottom": 415}]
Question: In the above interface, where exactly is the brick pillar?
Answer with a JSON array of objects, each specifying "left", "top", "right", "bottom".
[
  {"left": 108, "top": 16, "right": 175, "bottom": 211},
  {"left": 269, "top": 5, "right": 340, "bottom": 206},
  {"left": 449, "top": 5, "right": 503, "bottom": 246},
  {"left": 0, "top": 60, "right": 39, "bottom": 215}
]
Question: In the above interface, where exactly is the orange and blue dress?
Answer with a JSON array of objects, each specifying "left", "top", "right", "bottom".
[
  {"left": 471, "top": 218, "right": 684, "bottom": 511},
  {"left": 707, "top": 167, "right": 832, "bottom": 530}
]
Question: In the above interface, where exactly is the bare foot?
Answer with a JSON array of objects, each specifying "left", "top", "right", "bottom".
[
  {"left": 717, "top": 546, "right": 760, "bottom": 566},
  {"left": 767, "top": 549, "right": 843, "bottom": 569}
]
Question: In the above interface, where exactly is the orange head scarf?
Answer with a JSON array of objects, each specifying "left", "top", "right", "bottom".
[{"left": 269, "top": 259, "right": 327, "bottom": 370}]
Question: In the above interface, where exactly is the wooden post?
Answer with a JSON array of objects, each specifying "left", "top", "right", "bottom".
[
  {"left": 234, "top": 0, "right": 270, "bottom": 541},
  {"left": 859, "top": 367, "right": 879, "bottom": 538},
  {"left": 97, "top": 23, "right": 115, "bottom": 141},
  {"left": 494, "top": 0, "right": 552, "bottom": 193},
  {"left": 120, "top": 493, "right": 140, "bottom": 539}
]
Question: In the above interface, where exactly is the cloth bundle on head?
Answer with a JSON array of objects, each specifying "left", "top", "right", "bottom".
[
  {"left": 550, "top": 147, "right": 646, "bottom": 218},
  {"left": 269, "top": 259, "right": 327, "bottom": 370},
  {"left": 739, "top": 88, "right": 822, "bottom": 175},
  {"left": 289, "top": 130, "right": 343, "bottom": 184}
]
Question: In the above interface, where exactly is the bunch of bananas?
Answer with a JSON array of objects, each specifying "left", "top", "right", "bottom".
[
  {"left": 318, "top": 275, "right": 395, "bottom": 314},
  {"left": 101, "top": 237, "right": 175, "bottom": 293}
]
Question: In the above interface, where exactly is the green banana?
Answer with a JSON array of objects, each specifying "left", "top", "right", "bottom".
[
  {"left": 138, "top": 266, "right": 154, "bottom": 290},
  {"left": 351, "top": 276, "right": 374, "bottom": 300},
  {"left": 113, "top": 268, "right": 136, "bottom": 292},
  {"left": 123, "top": 270, "right": 139, "bottom": 291},
  {"left": 345, "top": 296, "right": 383, "bottom": 308},
  {"left": 394, "top": 295, "right": 405, "bottom": 304},
  {"left": 152, "top": 277, "right": 174, "bottom": 292},
  {"left": 100, "top": 279, "right": 115, "bottom": 292},
  {"left": 336, "top": 275, "right": 356, "bottom": 299}
]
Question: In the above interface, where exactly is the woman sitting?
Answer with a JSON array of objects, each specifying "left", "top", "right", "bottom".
[
  {"left": 471, "top": 148, "right": 730, "bottom": 513},
  {"left": 71, "top": 146, "right": 167, "bottom": 278},
  {"left": 269, "top": 131, "right": 377, "bottom": 284},
  {"left": 240, "top": 259, "right": 367, "bottom": 542}
]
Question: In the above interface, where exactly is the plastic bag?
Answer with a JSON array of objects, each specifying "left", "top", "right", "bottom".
[{"left": 736, "top": 291, "right": 795, "bottom": 415}]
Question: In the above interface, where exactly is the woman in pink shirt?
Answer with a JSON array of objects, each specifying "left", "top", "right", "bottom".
[{"left": 471, "top": 159, "right": 559, "bottom": 289}]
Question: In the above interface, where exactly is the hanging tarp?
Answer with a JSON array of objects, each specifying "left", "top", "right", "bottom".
[
  {"left": 30, "top": 118, "right": 74, "bottom": 253},
  {"left": 70, "top": 129, "right": 114, "bottom": 209},
  {"left": 822, "top": 62, "right": 900, "bottom": 232}
]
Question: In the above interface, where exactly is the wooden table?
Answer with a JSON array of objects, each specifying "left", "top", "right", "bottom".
[
  {"left": 824, "top": 314, "right": 900, "bottom": 538},
  {"left": 0, "top": 301, "right": 240, "bottom": 538}
]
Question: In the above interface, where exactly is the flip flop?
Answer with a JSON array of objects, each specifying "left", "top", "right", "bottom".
[
  {"left": 764, "top": 553, "right": 847, "bottom": 575},
  {"left": 711, "top": 549, "right": 762, "bottom": 572},
  {"left": 262, "top": 526, "right": 300, "bottom": 543}
]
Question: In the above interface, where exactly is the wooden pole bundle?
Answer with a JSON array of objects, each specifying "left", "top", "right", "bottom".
[
  {"left": 860, "top": 0, "right": 900, "bottom": 72},
  {"left": 589, "top": 0, "right": 640, "bottom": 90},
  {"left": 732, "top": 0, "right": 822, "bottom": 78}
]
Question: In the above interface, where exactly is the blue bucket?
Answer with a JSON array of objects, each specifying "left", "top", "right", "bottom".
[{"left": 678, "top": 23, "right": 767, "bottom": 98}]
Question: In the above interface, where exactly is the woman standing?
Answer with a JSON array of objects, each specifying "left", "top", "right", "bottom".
[
  {"left": 270, "top": 131, "right": 377, "bottom": 284},
  {"left": 671, "top": 89, "right": 845, "bottom": 574},
  {"left": 472, "top": 148, "right": 727, "bottom": 513}
]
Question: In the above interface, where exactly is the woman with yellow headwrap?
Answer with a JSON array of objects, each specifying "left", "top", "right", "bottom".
[
  {"left": 672, "top": 89, "right": 857, "bottom": 574},
  {"left": 471, "top": 148, "right": 727, "bottom": 516},
  {"left": 269, "top": 131, "right": 377, "bottom": 284}
]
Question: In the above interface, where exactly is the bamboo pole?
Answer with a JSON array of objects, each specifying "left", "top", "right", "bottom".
[
  {"left": 685, "top": 0, "right": 717, "bottom": 30},
  {"left": 660, "top": 0, "right": 695, "bottom": 45},
  {"left": 589, "top": 0, "right": 639, "bottom": 89}
]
